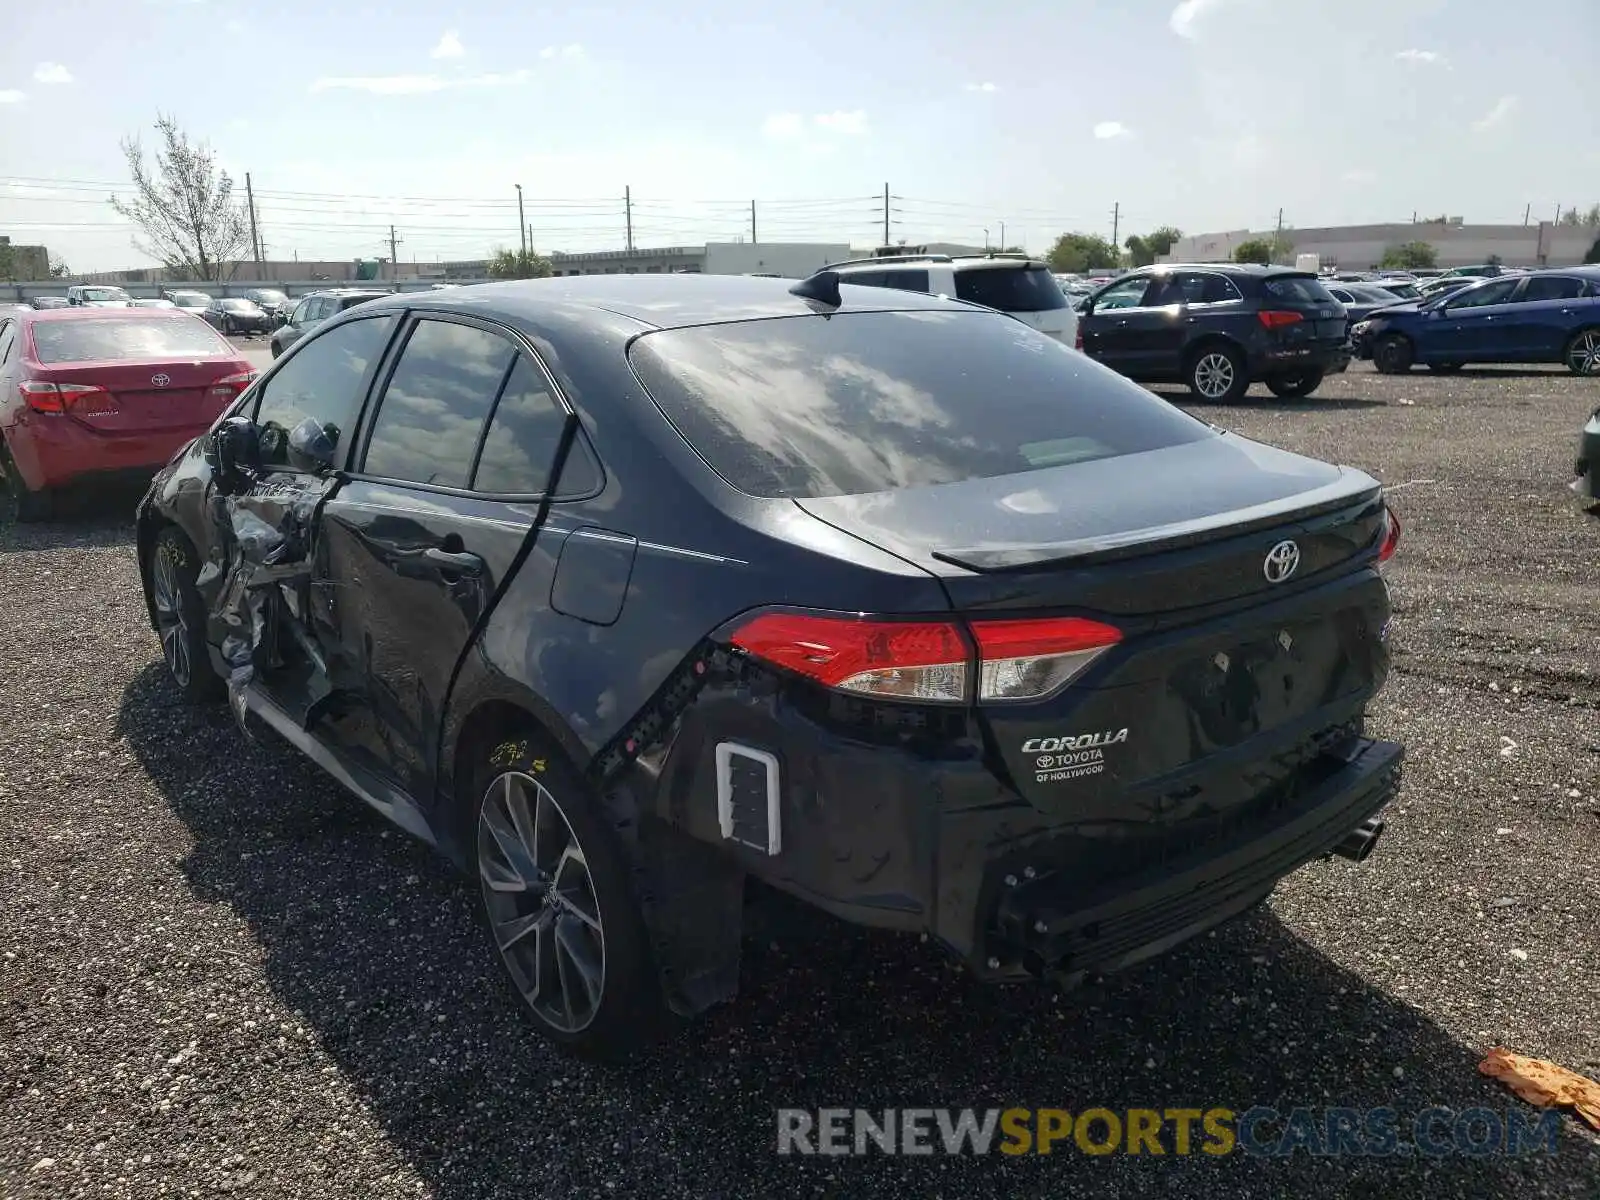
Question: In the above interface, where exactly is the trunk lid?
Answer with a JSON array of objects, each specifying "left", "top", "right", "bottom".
[
  {"left": 35, "top": 358, "right": 249, "bottom": 433},
  {"left": 796, "top": 435, "right": 1391, "bottom": 819}
]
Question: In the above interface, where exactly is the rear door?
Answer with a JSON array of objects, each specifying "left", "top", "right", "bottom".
[
  {"left": 316, "top": 313, "right": 593, "bottom": 802},
  {"left": 1500, "top": 274, "right": 1587, "bottom": 359}
]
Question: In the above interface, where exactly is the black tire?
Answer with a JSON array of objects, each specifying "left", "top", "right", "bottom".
[
  {"left": 269, "top": 340, "right": 282, "bottom": 359},
  {"left": 1185, "top": 342, "right": 1249, "bottom": 403},
  {"left": 149, "top": 528, "right": 225, "bottom": 703},
  {"left": 467, "top": 733, "right": 666, "bottom": 1059},
  {"left": 1427, "top": 362, "right": 1464, "bottom": 374},
  {"left": 1265, "top": 369, "right": 1326, "bottom": 399},
  {"left": 1564, "top": 327, "right": 1600, "bottom": 377},
  {"left": 222, "top": 317, "right": 234, "bottom": 336},
  {"left": 0, "top": 439, "right": 52, "bottom": 523},
  {"left": 1373, "top": 334, "right": 1414, "bottom": 374}
]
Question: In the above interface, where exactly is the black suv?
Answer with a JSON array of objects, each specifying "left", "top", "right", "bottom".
[
  {"left": 134, "top": 276, "right": 1402, "bottom": 1057},
  {"left": 1078, "top": 265, "right": 1351, "bottom": 401}
]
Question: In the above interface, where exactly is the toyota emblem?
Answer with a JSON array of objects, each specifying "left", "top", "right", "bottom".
[
  {"left": 150, "top": 373, "right": 171, "bottom": 388},
  {"left": 1263, "top": 539, "right": 1301, "bottom": 584}
]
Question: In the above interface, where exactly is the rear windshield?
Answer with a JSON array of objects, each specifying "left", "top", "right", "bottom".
[
  {"left": 338, "top": 294, "right": 382, "bottom": 310},
  {"left": 81, "top": 288, "right": 131, "bottom": 302},
  {"left": 629, "top": 309, "right": 1212, "bottom": 499},
  {"left": 172, "top": 293, "right": 209, "bottom": 305},
  {"left": 220, "top": 299, "right": 258, "bottom": 311},
  {"left": 953, "top": 265, "right": 1068, "bottom": 312},
  {"left": 30, "top": 317, "right": 233, "bottom": 364},
  {"left": 249, "top": 291, "right": 287, "bottom": 303},
  {"left": 1262, "top": 275, "right": 1337, "bottom": 305}
]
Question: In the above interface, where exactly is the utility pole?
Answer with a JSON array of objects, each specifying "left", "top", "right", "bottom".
[
  {"left": 527, "top": 224, "right": 533, "bottom": 255},
  {"left": 1522, "top": 202, "right": 1531, "bottom": 227},
  {"left": 1274, "top": 208, "right": 1283, "bottom": 238},
  {"left": 245, "top": 172, "right": 263, "bottom": 272},
  {"left": 516, "top": 184, "right": 527, "bottom": 256},
  {"left": 883, "top": 182, "right": 890, "bottom": 248},
  {"left": 750, "top": 200, "right": 757, "bottom": 245},
  {"left": 1110, "top": 202, "right": 1119, "bottom": 248},
  {"left": 1000, "top": 221, "right": 1006, "bottom": 250},
  {"left": 387, "top": 226, "right": 403, "bottom": 282},
  {"left": 624, "top": 186, "right": 633, "bottom": 252}
]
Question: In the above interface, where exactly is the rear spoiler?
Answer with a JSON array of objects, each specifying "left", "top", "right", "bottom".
[{"left": 932, "top": 472, "right": 1384, "bottom": 573}]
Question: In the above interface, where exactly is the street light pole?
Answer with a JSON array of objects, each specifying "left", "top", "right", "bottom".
[{"left": 515, "top": 184, "right": 527, "bottom": 257}]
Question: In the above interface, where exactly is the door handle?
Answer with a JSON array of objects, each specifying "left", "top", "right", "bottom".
[{"left": 423, "top": 546, "right": 485, "bottom": 577}]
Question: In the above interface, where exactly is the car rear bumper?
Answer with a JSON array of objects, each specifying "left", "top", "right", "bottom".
[
  {"left": 7, "top": 417, "right": 206, "bottom": 490},
  {"left": 1252, "top": 339, "right": 1351, "bottom": 377}
]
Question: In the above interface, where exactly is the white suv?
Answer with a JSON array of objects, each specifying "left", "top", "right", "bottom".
[{"left": 826, "top": 254, "right": 1079, "bottom": 346}]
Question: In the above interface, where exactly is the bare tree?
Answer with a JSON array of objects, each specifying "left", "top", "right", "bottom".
[{"left": 109, "top": 115, "right": 250, "bottom": 281}]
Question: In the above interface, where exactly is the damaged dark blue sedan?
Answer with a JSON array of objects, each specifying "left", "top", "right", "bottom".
[{"left": 135, "top": 273, "right": 1404, "bottom": 1057}]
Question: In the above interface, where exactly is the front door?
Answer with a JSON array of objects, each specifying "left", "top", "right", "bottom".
[
  {"left": 214, "top": 311, "right": 402, "bottom": 725},
  {"left": 1428, "top": 277, "right": 1523, "bottom": 362},
  {"left": 315, "top": 314, "right": 589, "bottom": 804},
  {"left": 1079, "top": 275, "right": 1154, "bottom": 374}
]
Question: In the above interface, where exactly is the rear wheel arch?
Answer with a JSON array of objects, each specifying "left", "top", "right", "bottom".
[
  {"left": 1183, "top": 333, "right": 1247, "bottom": 372},
  {"left": 444, "top": 695, "right": 591, "bottom": 850}
]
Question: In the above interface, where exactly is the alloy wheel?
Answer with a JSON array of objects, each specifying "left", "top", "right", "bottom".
[
  {"left": 478, "top": 771, "right": 606, "bottom": 1034},
  {"left": 150, "top": 550, "right": 192, "bottom": 687},
  {"left": 1193, "top": 352, "right": 1236, "bottom": 399},
  {"left": 1569, "top": 331, "right": 1600, "bottom": 376}
]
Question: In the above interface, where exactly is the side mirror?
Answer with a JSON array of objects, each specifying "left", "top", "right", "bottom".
[
  {"left": 287, "top": 417, "right": 338, "bottom": 474},
  {"left": 210, "top": 415, "right": 263, "bottom": 496}
]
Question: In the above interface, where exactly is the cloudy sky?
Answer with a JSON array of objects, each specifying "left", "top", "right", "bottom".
[{"left": 0, "top": 0, "right": 1595, "bottom": 271}]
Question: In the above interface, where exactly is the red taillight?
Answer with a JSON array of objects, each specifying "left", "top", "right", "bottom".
[
  {"left": 208, "top": 369, "right": 258, "bottom": 400},
  {"left": 18, "top": 380, "right": 112, "bottom": 415},
  {"left": 1257, "top": 310, "right": 1304, "bottom": 329},
  {"left": 728, "top": 612, "right": 1122, "bottom": 704},
  {"left": 1073, "top": 324, "right": 1084, "bottom": 351},
  {"left": 1378, "top": 507, "right": 1401, "bottom": 563}
]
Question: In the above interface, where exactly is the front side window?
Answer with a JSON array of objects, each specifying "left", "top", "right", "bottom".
[
  {"left": 1090, "top": 275, "right": 1151, "bottom": 311},
  {"left": 1445, "top": 278, "right": 1521, "bottom": 310},
  {"left": 252, "top": 315, "right": 396, "bottom": 469},
  {"left": 360, "top": 319, "right": 516, "bottom": 488}
]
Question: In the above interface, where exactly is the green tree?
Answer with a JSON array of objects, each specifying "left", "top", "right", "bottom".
[
  {"left": 488, "top": 247, "right": 553, "bottom": 280},
  {"left": 1233, "top": 238, "right": 1272, "bottom": 265},
  {"left": 0, "top": 243, "right": 15, "bottom": 281},
  {"left": 1046, "top": 232, "right": 1119, "bottom": 274},
  {"left": 48, "top": 256, "right": 69, "bottom": 279},
  {"left": 1379, "top": 241, "right": 1439, "bottom": 269},
  {"left": 1561, "top": 203, "right": 1600, "bottom": 228},
  {"left": 1419, "top": 214, "right": 1449, "bottom": 225},
  {"left": 1585, "top": 234, "right": 1600, "bottom": 265},
  {"left": 1124, "top": 235, "right": 1152, "bottom": 267},
  {"left": 109, "top": 114, "right": 251, "bottom": 281},
  {"left": 1146, "top": 225, "right": 1183, "bottom": 255}
]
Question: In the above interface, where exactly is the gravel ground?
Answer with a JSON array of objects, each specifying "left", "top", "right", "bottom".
[{"left": 1, "top": 363, "right": 1597, "bottom": 1199}]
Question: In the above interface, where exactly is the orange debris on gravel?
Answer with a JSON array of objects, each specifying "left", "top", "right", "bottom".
[{"left": 1478, "top": 1047, "right": 1600, "bottom": 1132}]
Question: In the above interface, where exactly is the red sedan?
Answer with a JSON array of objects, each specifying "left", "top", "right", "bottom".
[{"left": 0, "top": 307, "right": 255, "bottom": 520}]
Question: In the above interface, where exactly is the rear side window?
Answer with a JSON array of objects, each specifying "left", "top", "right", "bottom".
[
  {"left": 472, "top": 356, "right": 597, "bottom": 495},
  {"left": 629, "top": 309, "right": 1213, "bottom": 499},
  {"left": 0, "top": 322, "right": 15, "bottom": 365},
  {"left": 361, "top": 319, "right": 517, "bottom": 488},
  {"left": 954, "top": 265, "right": 1067, "bottom": 312},
  {"left": 29, "top": 317, "right": 233, "bottom": 364},
  {"left": 1519, "top": 276, "right": 1585, "bottom": 302},
  {"left": 1262, "top": 275, "right": 1338, "bottom": 305},
  {"left": 339, "top": 295, "right": 380, "bottom": 312},
  {"left": 880, "top": 269, "right": 930, "bottom": 292}
]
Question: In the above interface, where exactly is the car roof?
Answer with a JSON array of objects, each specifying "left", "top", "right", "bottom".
[
  {"left": 367, "top": 273, "right": 971, "bottom": 331},
  {"left": 1138, "top": 262, "right": 1312, "bottom": 277},
  {"left": 830, "top": 256, "right": 1050, "bottom": 274}
]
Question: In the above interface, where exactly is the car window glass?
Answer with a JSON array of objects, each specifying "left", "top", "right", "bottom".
[
  {"left": 252, "top": 315, "right": 396, "bottom": 469},
  {"left": 1092, "top": 276, "right": 1151, "bottom": 310},
  {"left": 0, "top": 322, "right": 14, "bottom": 365},
  {"left": 954, "top": 265, "right": 1067, "bottom": 312},
  {"left": 1262, "top": 276, "right": 1338, "bottom": 304},
  {"left": 361, "top": 319, "right": 515, "bottom": 488},
  {"left": 843, "top": 272, "right": 888, "bottom": 289},
  {"left": 879, "top": 269, "right": 930, "bottom": 292},
  {"left": 472, "top": 355, "right": 587, "bottom": 494},
  {"left": 1519, "top": 276, "right": 1585, "bottom": 302},
  {"left": 291, "top": 299, "right": 312, "bottom": 324},
  {"left": 1445, "top": 278, "right": 1520, "bottom": 309},
  {"left": 629, "top": 309, "right": 1213, "bottom": 500}
]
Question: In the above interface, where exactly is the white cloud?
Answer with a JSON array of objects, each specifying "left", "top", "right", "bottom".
[
  {"left": 1094, "top": 120, "right": 1130, "bottom": 139},
  {"left": 1170, "top": 0, "right": 1227, "bottom": 40},
  {"left": 1473, "top": 94, "right": 1517, "bottom": 132},
  {"left": 963, "top": 82, "right": 997, "bottom": 93},
  {"left": 309, "top": 70, "right": 530, "bottom": 95},
  {"left": 763, "top": 110, "right": 868, "bottom": 139},
  {"left": 1395, "top": 48, "right": 1443, "bottom": 65},
  {"left": 430, "top": 30, "right": 465, "bottom": 59},
  {"left": 538, "top": 44, "right": 585, "bottom": 60},
  {"left": 812, "top": 109, "right": 867, "bottom": 135},
  {"left": 0, "top": 90, "right": 24, "bottom": 103},
  {"left": 33, "top": 62, "right": 72, "bottom": 85}
]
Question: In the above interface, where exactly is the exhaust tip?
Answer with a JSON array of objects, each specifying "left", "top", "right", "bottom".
[{"left": 1331, "top": 817, "right": 1385, "bottom": 863}]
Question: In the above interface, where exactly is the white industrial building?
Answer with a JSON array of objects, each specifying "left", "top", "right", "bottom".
[{"left": 1164, "top": 220, "right": 1597, "bottom": 270}]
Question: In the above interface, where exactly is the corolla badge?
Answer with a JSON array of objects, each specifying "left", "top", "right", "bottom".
[
  {"left": 150, "top": 373, "right": 171, "bottom": 388},
  {"left": 1263, "top": 539, "right": 1301, "bottom": 584}
]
